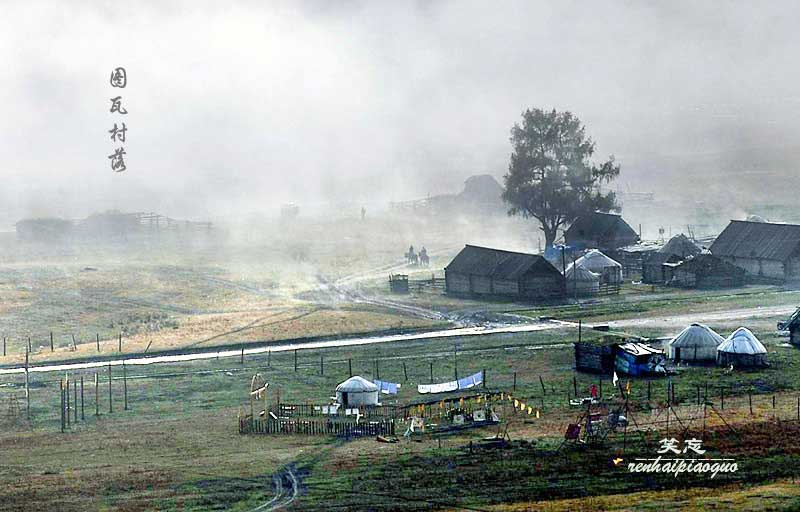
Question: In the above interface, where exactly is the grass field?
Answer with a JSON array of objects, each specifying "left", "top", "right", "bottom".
[{"left": 5, "top": 220, "right": 800, "bottom": 511}]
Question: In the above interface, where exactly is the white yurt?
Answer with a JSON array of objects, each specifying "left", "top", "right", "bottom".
[
  {"left": 716, "top": 327, "right": 768, "bottom": 367},
  {"left": 667, "top": 323, "right": 724, "bottom": 362},
  {"left": 564, "top": 264, "right": 601, "bottom": 296},
  {"left": 335, "top": 376, "right": 379, "bottom": 407},
  {"left": 574, "top": 249, "right": 623, "bottom": 285}
]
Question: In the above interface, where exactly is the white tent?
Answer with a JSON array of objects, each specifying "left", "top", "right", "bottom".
[
  {"left": 667, "top": 323, "right": 724, "bottom": 361},
  {"left": 564, "top": 264, "right": 600, "bottom": 296},
  {"left": 573, "top": 249, "right": 623, "bottom": 285},
  {"left": 335, "top": 376, "right": 379, "bottom": 407},
  {"left": 717, "top": 327, "right": 768, "bottom": 367}
]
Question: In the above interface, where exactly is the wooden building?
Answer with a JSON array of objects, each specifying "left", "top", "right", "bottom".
[
  {"left": 664, "top": 254, "right": 746, "bottom": 289},
  {"left": 710, "top": 220, "right": 800, "bottom": 283},
  {"left": 444, "top": 245, "right": 565, "bottom": 300},
  {"left": 564, "top": 212, "right": 639, "bottom": 252},
  {"left": 641, "top": 252, "right": 682, "bottom": 284}
]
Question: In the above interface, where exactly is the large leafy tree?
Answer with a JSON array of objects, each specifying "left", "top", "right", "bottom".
[{"left": 502, "top": 108, "right": 620, "bottom": 248}]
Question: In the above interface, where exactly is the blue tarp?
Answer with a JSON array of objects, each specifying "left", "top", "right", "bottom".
[
  {"left": 373, "top": 379, "right": 400, "bottom": 395},
  {"left": 457, "top": 371, "right": 484, "bottom": 390}
]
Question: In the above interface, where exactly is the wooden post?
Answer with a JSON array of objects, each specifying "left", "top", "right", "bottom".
[
  {"left": 430, "top": 362, "right": 434, "bottom": 383},
  {"left": 24, "top": 347, "right": 30, "bottom": 420},
  {"left": 696, "top": 385, "right": 700, "bottom": 405},
  {"left": 539, "top": 375, "right": 546, "bottom": 395},
  {"left": 118, "top": 333, "right": 122, "bottom": 352},
  {"left": 721, "top": 386, "right": 725, "bottom": 409},
  {"left": 27, "top": 336, "right": 31, "bottom": 353},
  {"left": 241, "top": 347, "right": 244, "bottom": 365},
  {"left": 65, "top": 374, "right": 70, "bottom": 427},
  {"left": 320, "top": 354, "right": 324, "bottom": 376},
  {"left": 108, "top": 363, "right": 113, "bottom": 413},
  {"left": 403, "top": 362, "right": 408, "bottom": 382},
  {"left": 80, "top": 376, "right": 84, "bottom": 421},
  {"left": 71, "top": 334, "right": 76, "bottom": 350},
  {"left": 482, "top": 368, "right": 486, "bottom": 388},
  {"left": 376, "top": 359, "right": 380, "bottom": 380},
  {"left": 513, "top": 372, "right": 517, "bottom": 392},
  {"left": 2, "top": 336, "right": 5, "bottom": 357},
  {"left": 96, "top": 333, "right": 100, "bottom": 352},
  {"left": 73, "top": 380, "right": 78, "bottom": 423},
  {"left": 453, "top": 343, "right": 458, "bottom": 380},
  {"left": 294, "top": 350, "right": 298, "bottom": 372},
  {"left": 60, "top": 379, "right": 65, "bottom": 433},
  {"left": 123, "top": 362, "right": 128, "bottom": 411},
  {"left": 268, "top": 350, "right": 271, "bottom": 368},
  {"left": 94, "top": 374, "right": 99, "bottom": 416},
  {"left": 749, "top": 392, "right": 753, "bottom": 415},
  {"left": 50, "top": 332, "right": 54, "bottom": 352},
  {"left": 573, "top": 375, "right": 577, "bottom": 397},
  {"left": 348, "top": 359, "right": 352, "bottom": 378}
]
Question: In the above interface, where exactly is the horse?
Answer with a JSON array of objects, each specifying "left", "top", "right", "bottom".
[{"left": 419, "top": 251, "right": 429, "bottom": 267}]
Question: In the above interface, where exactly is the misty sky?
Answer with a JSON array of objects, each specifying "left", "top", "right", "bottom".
[{"left": 1, "top": 1, "right": 799, "bottom": 226}]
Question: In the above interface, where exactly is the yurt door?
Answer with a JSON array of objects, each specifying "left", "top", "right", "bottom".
[
  {"left": 342, "top": 393, "right": 349, "bottom": 407},
  {"left": 674, "top": 348, "right": 681, "bottom": 362}
]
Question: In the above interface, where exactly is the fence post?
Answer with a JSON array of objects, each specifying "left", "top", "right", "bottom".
[
  {"left": 320, "top": 354, "right": 324, "bottom": 376},
  {"left": 268, "top": 350, "right": 271, "bottom": 368},
  {"left": 50, "top": 332, "right": 54, "bottom": 352},
  {"left": 65, "top": 374, "right": 70, "bottom": 427},
  {"left": 573, "top": 375, "right": 577, "bottom": 397},
  {"left": 96, "top": 333, "right": 100, "bottom": 352},
  {"left": 483, "top": 368, "right": 486, "bottom": 389},
  {"left": 95, "top": 374, "right": 99, "bottom": 416},
  {"left": 721, "top": 386, "right": 725, "bottom": 409},
  {"left": 73, "top": 380, "right": 78, "bottom": 423},
  {"left": 294, "top": 350, "right": 298, "bottom": 372},
  {"left": 403, "top": 362, "right": 408, "bottom": 382},
  {"left": 108, "top": 363, "right": 113, "bottom": 413},
  {"left": 241, "top": 347, "right": 244, "bottom": 365},
  {"left": 2, "top": 336, "right": 5, "bottom": 357},
  {"left": 748, "top": 392, "right": 752, "bottom": 415},
  {"left": 60, "top": 379, "right": 65, "bottom": 433},
  {"left": 118, "top": 333, "right": 122, "bottom": 352},
  {"left": 430, "top": 362, "right": 434, "bottom": 383},
  {"left": 24, "top": 347, "right": 30, "bottom": 420},
  {"left": 539, "top": 376, "right": 546, "bottom": 395},
  {"left": 513, "top": 372, "right": 517, "bottom": 392},
  {"left": 80, "top": 376, "right": 84, "bottom": 421},
  {"left": 123, "top": 362, "right": 128, "bottom": 411}
]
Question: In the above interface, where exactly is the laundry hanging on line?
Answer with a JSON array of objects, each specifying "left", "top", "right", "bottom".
[
  {"left": 417, "top": 371, "right": 484, "bottom": 394},
  {"left": 373, "top": 379, "right": 401, "bottom": 395}
]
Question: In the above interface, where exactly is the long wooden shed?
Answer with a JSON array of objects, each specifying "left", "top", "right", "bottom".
[{"left": 444, "top": 245, "right": 565, "bottom": 300}]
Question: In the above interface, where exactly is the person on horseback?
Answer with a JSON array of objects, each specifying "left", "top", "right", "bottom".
[{"left": 419, "top": 246, "right": 429, "bottom": 267}]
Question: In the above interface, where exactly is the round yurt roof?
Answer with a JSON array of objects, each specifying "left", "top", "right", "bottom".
[
  {"left": 718, "top": 327, "right": 767, "bottom": 355},
  {"left": 336, "top": 376, "right": 378, "bottom": 393},
  {"left": 659, "top": 234, "right": 701, "bottom": 258},
  {"left": 576, "top": 249, "right": 622, "bottom": 270},
  {"left": 565, "top": 264, "right": 600, "bottom": 282},
  {"left": 669, "top": 323, "right": 724, "bottom": 348}
]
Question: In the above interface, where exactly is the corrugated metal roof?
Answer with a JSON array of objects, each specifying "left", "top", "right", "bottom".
[
  {"left": 445, "top": 245, "right": 561, "bottom": 280},
  {"left": 710, "top": 220, "right": 800, "bottom": 261}
]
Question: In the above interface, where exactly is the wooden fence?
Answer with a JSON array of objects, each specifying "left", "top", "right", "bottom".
[
  {"left": 277, "top": 403, "right": 399, "bottom": 418},
  {"left": 598, "top": 282, "right": 621, "bottom": 295},
  {"left": 240, "top": 415, "right": 396, "bottom": 437},
  {"left": 409, "top": 276, "right": 445, "bottom": 293}
]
